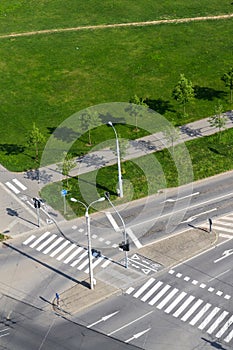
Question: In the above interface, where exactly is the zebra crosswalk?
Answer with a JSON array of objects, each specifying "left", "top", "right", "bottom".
[
  {"left": 126, "top": 277, "right": 233, "bottom": 344},
  {"left": 202, "top": 213, "right": 233, "bottom": 237},
  {"left": 5, "top": 178, "right": 27, "bottom": 195},
  {"left": 22, "top": 232, "right": 111, "bottom": 274}
]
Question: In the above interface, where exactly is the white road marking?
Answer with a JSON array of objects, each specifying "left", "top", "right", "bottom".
[
  {"left": 70, "top": 251, "right": 87, "bottom": 267},
  {"left": 30, "top": 232, "right": 50, "bottom": 248},
  {"left": 165, "top": 292, "right": 187, "bottom": 314},
  {"left": 63, "top": 247, "right": 83, "bottom": 264},
  {"left": 184, "top": 276, "right": 190, "bottom": 281},
  {"left": 101, "top": 259, "right": 111, "bottom": 268},
  {"left": 207, "top": 311, "right": 229, "bottom": 334},
  {"left": 107, "top": 310, "right": 153, "bottom": 336},
  {"left": 216, "top": 290, "right": 223, "bottom": 296},
  {"left": 148, "top": 285, "right": 171, "bottom": 306},
  {"left": 56, "top": 243, "right": 77, "bottom": 261},
  {"left": 77, "top": 257, "right": 91, "bottom": 270},
  {"left": 5, "top": 181, "right": 20, "bottom": 194},
  {"left": 43, "top": 237, "right": 64, "bottom": 254},
  {"left": 168, "top": 269, "right": 175, "bottom": 274},
  {"left": 87, "top": 311, "right": 119, "bottom": 328},
  {"left": 126, "top": 287, "right": 135, "bottom": 295},
  {"left": 23, "top": 235, "right": 36, "bottom": 245},
  {"left": 162, "top": 192, "right": 200, "bottom": 203},
  {"left": 198, "top": 307, "right": 220, "bottom": 330},
  {"left": 125, "top": 328, "right": 151, "bottom": 343},
  {"left": 224, "top": 328, "right": 233, "bottom": 343},
  {"left": 105, "top": 211, "right": 121, "bottom": 231},
  {"left": 192, "top": 280, "right": 198, "bottom": 285},
  {"left": 141, "top": 281, "right": 163, "bottom": 302},
  {"left": 126, "top": 228, "right": 142, "bottom": 248},
  {"left": 200, "top": 283, "right": 206, "bottom": 289},
  {"left": 189, "top": 303, "right": 211, "bottom": 326},
  {"left": 214, "top": 249, "right": 233, "bottom": 263},
  {"left": 208, "top": 269, "right": 231, "bottom": 282},
  {"left": 157, "top": 288, "right": 179, "bottom": 310},
  {"left": 12, "top": 178, "right": 27, "bottom": 190},
  {"left": 181, "top": 299, "right": 203, "bottom": 322},
  {"left": 181, "top": 208, "right": 217, "bottom": 223},
  {"left": 36, "top": 234, "right": 57, "bottom": 251},
  {"left": 133, "top": 278, "right": 155, "bottom": 298},
  {"left": 173, "top": 295, "right": 195, "bottom": 318},
  {"left": 208, "top": 287, "right": 215, "bottom": 292},
  {"left": 224, "top": 294, "right": 231, "bottom": 300},
  {"left": 215, "top": 315, "right": 233, "bottom": 339},
  {"left": 50, "top": 240, "right": 70, "bottom": 257},
  {"left": 85, "top": 257, "right": 104, "bottom": 273}
]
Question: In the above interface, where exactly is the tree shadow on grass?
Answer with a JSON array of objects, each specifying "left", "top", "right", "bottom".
[
  {"left": 47, "top": 126, "right": 80, "bottom": 143},
  {"left": 144, "top": 98, "right": 175, "bottom": 115},
  {"left": 194, "top": 85, "right": 227, "bottom": 100},
  {"left": 0, "top": 144, "right": 25, "bottom": 155}
]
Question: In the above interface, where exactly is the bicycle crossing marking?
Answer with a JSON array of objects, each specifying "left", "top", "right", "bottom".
[{"left": 129, "top": 277, "right": 233, "bottom": 344}]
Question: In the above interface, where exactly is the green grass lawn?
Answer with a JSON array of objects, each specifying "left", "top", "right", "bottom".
[
  {"left": 0, "top": 0, "right": 232, "bottom": 35},
  {"left": 0, "top": 19, "right": 232, "bottom": 171},
  {"left": 41, "top": 127, "right": 233, "bottom": 219}
]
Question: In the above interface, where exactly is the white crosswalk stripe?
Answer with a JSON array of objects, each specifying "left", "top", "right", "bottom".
[
  {"left": 5, "top": 179, "right": 27, "bottom": 194},
  {"left": 202, "top": 214, "right": 233, "bottom": 236},
  {"left": 22, "top": 233, "right": 111, "bottom": 274},
  {"left": 129, "top": 277, "right": 233, "bottom": 344}
]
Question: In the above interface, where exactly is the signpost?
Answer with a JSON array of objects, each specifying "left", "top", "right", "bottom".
[{"left": 61, "top": 189, "right": 68, "bottom": 214}]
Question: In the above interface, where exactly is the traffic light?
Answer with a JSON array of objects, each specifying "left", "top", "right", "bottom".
[{"left": 119, "top": 240, "right": 130, "bottom": 251}]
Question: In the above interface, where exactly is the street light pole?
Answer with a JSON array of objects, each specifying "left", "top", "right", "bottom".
[
  {"left": 105, "top": 193, "right": 128, "bottom": 268},
  {"left": 108, "top": 121, "right": 123, "bottom": 198},
  {"left": 70, "top": 197, "right": 105, "bottom": 290}
]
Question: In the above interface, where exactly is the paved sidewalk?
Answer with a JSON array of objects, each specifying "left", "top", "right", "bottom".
[
  {"left": 38, "top": 111, "right": 233, "bottom": 185},
  {"left": 53, "top": 227, "right": 220, "bottom": 316}
]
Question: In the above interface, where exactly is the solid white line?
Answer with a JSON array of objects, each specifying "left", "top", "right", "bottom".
[
  {"left": 224, "top": 328, "right": 233, "bottom": 343},
  {"left": 36, "top": 234, "right": 57, "bottom": 251},
  {"left": 216, "top": 315, "right": 233, "bottom": 338},
  {"left": 198, "top": 307, "right": 220, "bottom": 330},
  {"left": 12, "top": 178, "right": 27, "bottom": 190},
  {"left": 23, "top": 235, "right": 36, "bottom": 245},
  {"left": 165, "top": 292, "right": 187, "bottom": 314},
  {"left": 173, "top": 296, "right": 195, "bottom": 318},
  {"left": 207, "top": 311, "right": 229, "bottom": 334},
  {"left": 107, "top": 310, "right": 153, "bottom": 336},
  {"left": 5, "top": 181, "right": 20, "bottom": 194},
  {"left": 157, "top": 288, "right": 179, "bottom": 310},
  {"left": 149, "top": 285, "right": 171, "bottom": 306},
  {"left": 56, "top": 243, "right": 77, "bottom": 261},
  {"left": 63, "top": 247, "right": 83, "bottom": 264},
  {"left": 189, "top": 303, "right": 211, "bottom": 326},
  {"left": 126, "top": 228, "right": 142, "bottom": 248},
  {"left": 50, "top": 240, "right": 70, "bottom": 257},
  {"left": 105, "top": 212, "right": 121, "bottom": 231},
  {"left": 43, "top": 237, "right": 64, "bottom": 254},
  {"left": 208, "top": 269, "right": 231, "bottom": 282},
  {"left": 133, "top": 278, "right": 155, "bottom": 298},
  {"left": 141, "top": 281, "right": 163, "bottom": 302},
  {"left": 30, "top": 232, "right": 50, "bottom": 248},
  {"left": 130, "top": 191, "right": 233, "bottom": 229},
  {"left": 181, "top": 299, "right": 203, "bottom": 322}
]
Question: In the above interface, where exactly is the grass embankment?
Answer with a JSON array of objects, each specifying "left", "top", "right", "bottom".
[
  {"left": 41, "top": 128, "right": 233, "bottom": 218},
  {"left": 0, "top": 19, "right": 232, "bottom": 171}
]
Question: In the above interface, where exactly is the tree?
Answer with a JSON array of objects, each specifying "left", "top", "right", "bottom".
[
  {"left": 129, "top": 95, "right": 148, "bottom": 131},
  {"left": 27, "top": 123, "right": 45, "bottom": 164},
  {"left": 208, "top": 103, "right": 227, "bottom": 141},
  {"left": 221, "top": 67, "right": 233, "bottom": 103},
  {"left": 80, "top": 110, "right": 101, "bottom": 145},
  {"left": 172, "top": 74, "right": 195, "bottom": 116},
  {"left": 57, "top": 151, "right": 76, "bottom": 188}
]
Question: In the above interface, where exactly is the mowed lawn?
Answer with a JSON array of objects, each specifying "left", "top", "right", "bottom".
[
  {"left": 0, "top": 0, "right": 232, "bottom": 34},
  {"left": 0, "top": 18, "right": 232, "bottom": 171}
]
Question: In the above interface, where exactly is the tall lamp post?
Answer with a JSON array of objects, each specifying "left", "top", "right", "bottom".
[
  {"left": 105, "top": 193, "right": 128, "bottom": 268},
  {"left": 70, "top": 197, "right": 105, "bottom": 290},
  {"left": 108, "top": 121, "right": 123, "bottom": 198}
]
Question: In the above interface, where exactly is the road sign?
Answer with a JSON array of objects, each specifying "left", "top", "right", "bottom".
[{"left": 61, "top": 189, "right": 68, "bottom": 196}]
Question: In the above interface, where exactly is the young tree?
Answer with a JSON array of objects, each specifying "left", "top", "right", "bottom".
[
  {"left": 208, "top": 103, "right": 227, "bottom": 141},
  {"left": 80, "top": 110, "right": 101, "bottom": 145},
  {"left": 172, "top": 74, "right": 195, "bottom": 116},
  {"left": 27, "top": 123, "right": 45, "bottom": 164},
  {"left": 129, "top": 95, "right": 148, "bottom": 131},
  {"left": 57, "top": 151, "right": 76, "bottom": 188},
  {"left": 221, "top": 67, "right": 233, "bottom": 103}
]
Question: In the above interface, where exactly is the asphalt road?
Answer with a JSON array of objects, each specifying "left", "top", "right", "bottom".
[{"left": 75, "top": 239, "right": 233, "bottom": 350}]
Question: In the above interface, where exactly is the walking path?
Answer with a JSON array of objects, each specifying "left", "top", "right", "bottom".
[{"left": 0, "top": 13, "right": 232, "bottom": 39}]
